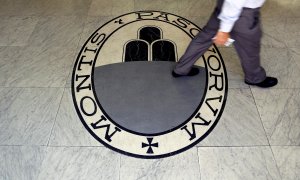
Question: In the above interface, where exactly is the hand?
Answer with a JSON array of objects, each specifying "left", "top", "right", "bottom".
[{"left": 213, "top": 31, "right": 230, "bottom": 46}]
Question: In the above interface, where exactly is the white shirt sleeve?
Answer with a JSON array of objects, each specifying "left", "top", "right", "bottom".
[{"left": 218, "top": 0, "right": 247, "bottom": 32}]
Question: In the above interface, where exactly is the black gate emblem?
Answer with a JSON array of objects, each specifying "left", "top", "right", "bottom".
[{"left": 123, "top": 26, "right": 178, "bottom": 62}]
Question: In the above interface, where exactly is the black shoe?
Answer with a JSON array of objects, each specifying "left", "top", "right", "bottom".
[
  {"left": 245, "top": 77, "right": 278, "bottom": 88},
  {"left": 172, "top": 68, "right": 199, "bottom": 78}
]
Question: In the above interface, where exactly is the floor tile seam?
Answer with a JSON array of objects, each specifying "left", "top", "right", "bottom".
[
  {"left": 75, "top": 15, "right": 92, "bottom": 52},
  {"left": 0, "top": 45, "right": 79, "bottom": 51},
  {"left": 1, "top": 84, "right": 299, "bottom": 90},
  {"left": 63, "top": 36, "right": 86, "bottom": 88},
  {"left": 118, "top": 155, "right": 121, "bottom": 180},
  {"left": 198, "top": 145, "right": 300, "bottom": 147},
  {"left": 23, "top": 15, "right": 90, "bottom": 18},
  {"left": 66, "top": 12, "right": 104, "bottom": 88},
  {"left": 0, "top": 15, "right": 40, "bottom": 20},
  {"left": 228, "top": 87, "right": 250, "bottom": 89},
  {"left": 249, "top": 88, "right": 300, "bottom": 90},
  {"left": 176, "top": 0, "right": 179, "bottom": 14},
  {"left": 64, "top": 14, "right": 91, "bottom": 87},
  {"left": 133, "top": 0, "right": 137, "bottom": 10},
  {"left": 270, "top": 145, "right": 300, "bottom": 147},
  {"left": 249, "top": 87, "right": 271, "bottom": 146},
  {"left": 1, "top": 144, "right": 299, "bottom": 148},
  {"left": 0, "top": 144, "right": 296, "bottom": 148},
  {"left": 196, "top": 148, "right": 202, "bottom": 180},
  {"left": 0, "top": 145, "right": 105, "bottom": 148},
  {"left": 24, "top": 15, "right": 87, "bottom": 50},
  {"left": 46, "top": 88, "right": 66, "bottom": 146},
  {"left": 249, "top": 87, "right": 284, "bottom": 179},
  {"left": 268, "top": 146, "right": 284, "bottom": 180},
  {"left": 0, "top": 87, "right": 67, "bottom": 89},
  {"left": 197, "top": 145, "right": 271, "bottom": 148}
]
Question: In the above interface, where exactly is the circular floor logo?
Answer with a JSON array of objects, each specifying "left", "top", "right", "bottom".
[{"left": 72, "top": 11, "right": 228, "bottom": 159}]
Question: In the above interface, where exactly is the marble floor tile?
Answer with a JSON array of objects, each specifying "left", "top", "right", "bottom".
[
  {"left": 48, "top": 89, "right": 101, "bottom": 146},
  {"left": 260, "top": 47, "right": 300, "bottom": 88},
  {"left": 28, "top": 16, "right": 85, "bottom": 51},
  {"left": 284, "top": 18, "right": 300, "bottom": 48},
  {"left": 77, "top": 16, "right": 113, "bottom": 48},
  {"left": 0, "top": 88, "right": 63, "bottom": 145},
  {"left": 217, "top": 47, "right": 250, "bottom": 89},
  {"left": 0, "top": 16, "right": 39, "bottom": 47},
  {"left": 198, "top": 147, "right": 281, "bottom": 180},
  {"left": 288, "top": 0, "right": 300, "bottom": 17},
  {"left": 261, "top": 0, "right": 291, "bottom": 18},
  {"left": 198, "top": 88, "right": 269, "bottom": 146},
  {"left": 188, "top": 16, "right": 214, "bottom": 29},
  {"left": 0, "top": 0, "right": 93, "bottom": 16},
  {"left": 261, "top": 0, "right": 300, "bottom": 18},
  {"left": 290, "top": 48, "right": 300, "bottom": 68},
  {"left": 134, "top": 0, "right": 179, "bottom": 14},
  {"left": 0, "top": 46, "right": 76, "bottom": 87},
  {"left": 120, "top": 148, "right": 201, "bottom": 180},
  {"left": 252, "top": 88, "right": 300, "bottom": 146},
  {"left": 177, "top": 0, "right": 216, "bottom": 19},
  {"left": 261, "top": 17, "right": 300, "bottom": 48},
  {"left": 88, "top": 0, "right": 134, "bottom": 16},
  {"left": 261, "top": 18, "right": 287, "bottom": 48},
  {"left": 272, "top": 146, "right": 300, "bottom": 180},
  {"left": 65, "top": 70, "right": 73, "bottom": 88},
  {"left": 0, "top": 0, "right": 44, "bottom": 16},
  {"left": 37, "top": 147, "right": 120, "bottom": 180},
  {"left": 0, "top": 146, "right": 46, "bottom": 180},
  {"left": 40, "top": 0, "right": 92, "bottom": 16}
]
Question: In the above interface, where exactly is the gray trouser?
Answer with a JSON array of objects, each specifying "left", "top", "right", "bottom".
[{"left": 174, "top": 5, "right": 266, "bottom": 83}]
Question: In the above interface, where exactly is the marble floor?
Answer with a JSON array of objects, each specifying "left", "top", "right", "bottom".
[{"left": 0, "top": 0, "right": 300, "bottom": 179}]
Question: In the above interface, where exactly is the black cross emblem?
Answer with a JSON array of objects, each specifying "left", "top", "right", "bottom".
[
  {"left": 114, "top": 19, "right": 124, "bottom": 24},
  {"left": 142, "top": 138, "right": 159, "bottom": 154}
]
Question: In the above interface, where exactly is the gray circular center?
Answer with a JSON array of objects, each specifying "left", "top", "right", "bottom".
[{"left": 93, "top": 61, "right": 206, "bottom": 134}]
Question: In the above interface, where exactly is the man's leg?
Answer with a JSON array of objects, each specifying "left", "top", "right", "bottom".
[
  {"left": 230, "top": 8, "right": 266, "bottom": 83},
  {"left": 173, "top": 11, "right": 220, "bottom": 75}
]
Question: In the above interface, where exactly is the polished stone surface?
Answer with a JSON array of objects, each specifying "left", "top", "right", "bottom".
[
  {"left": 0, "top": 88, "right": 63, "bottom": 145},
  {"left": 135, "top": 0, "right": 179, "bottom": 14},
  {"left": 28, "top": 16, "right": 84, "bottom": 51},
  {"left": 260, "top": 47, "right": 300, "bottom": 88},
  {"left": 48, "top": 89, "right": 101, "bottom": 146},
  {"left": 0, "top": 16, "right": 39, "bottom": 46},
  {"left": 0, "top": 146, "right": 46, "bottom": 180},
  {"left": 198, "top": 147, "right": 281, "bottom": 180},
  {"left": 89, "top": 0, "right": 134, "bottom": 16},
  {"left": 252, "top": 88, "right": 300, "bottom": 146},
  {"left": 177, "top": 0, "right": 216, "bottom": 19},
  {"left": 0, "top": 0, "right": 299, "bottom": 178},
  {"left": 120, "top": 148, "right": 201, "bottom": 180},
  {"left": 0, "top": 46, "right": 75, "bottom": 87},
  {"left": 198, "top": 88, "right": 268, "bottom": 146},
  {"left": 37, "top": 147, "right": 120, "bottom": 180},
  {"left": 272, "top": 146, "right": 300, "bottom": 180},
  {"left": 217, "top": 48, "right": 250, "bottom": 88}
]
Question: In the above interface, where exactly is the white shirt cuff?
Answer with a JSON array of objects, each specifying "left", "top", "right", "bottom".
[{"left": 219, "top": 21, "right": 235, "bottom": 33}]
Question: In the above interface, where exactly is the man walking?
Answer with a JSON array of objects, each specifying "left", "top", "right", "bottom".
[{"left": 172, "top": 0, "right": 278, "bottom": 88}]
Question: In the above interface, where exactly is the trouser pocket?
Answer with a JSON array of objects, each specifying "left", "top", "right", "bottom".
[{"left": 249, "top": 11, "right": 260, "bottom": 30}]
